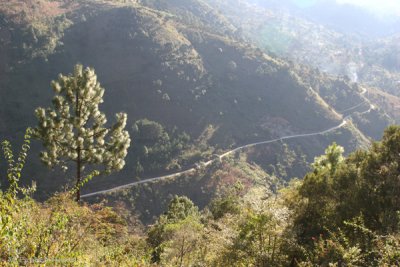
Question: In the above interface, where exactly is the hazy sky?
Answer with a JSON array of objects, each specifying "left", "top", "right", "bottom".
[
  {"left": 291, "top": 0, "right": 400, "bottom": 16},
  {"left": 336, "top": 0, "right": 400, "bottom": 16}
]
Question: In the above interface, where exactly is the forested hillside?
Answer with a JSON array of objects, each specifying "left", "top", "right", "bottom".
[
  {"left": 0, "top": 0, "right": 383, "bottom": 201},
  {"left": 1, "top": 1, "right": 399, "bottom": 265},
  {"left": 2, "top": 125, "right": 400, "bottom": 265}
]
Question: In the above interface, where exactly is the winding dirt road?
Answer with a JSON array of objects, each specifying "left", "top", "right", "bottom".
[{"left": 81, "top": 88, "right": 373, "bottom": 199}]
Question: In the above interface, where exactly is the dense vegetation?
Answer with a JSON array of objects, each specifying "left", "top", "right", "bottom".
[
  {"left": 0, "top": 0, "right": 386, "bottom": 202},
  {"left": 1, "top": 1, "right": 400, "bottom": 265},
  {"left": 2, "top": 123, "right": 400, "bottom": 265}
]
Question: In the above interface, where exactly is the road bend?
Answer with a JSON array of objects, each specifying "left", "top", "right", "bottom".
[{"left": 81, "top": 88, "right": 374, "bottom": 198}]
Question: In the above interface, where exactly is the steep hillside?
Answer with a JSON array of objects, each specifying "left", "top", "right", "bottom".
[
  {"left": 206, "top": 0, "right": 399, "bottom": 123},
  {"left": 0, "top": 0, "right": 373, "bottom": 209},
  {"left": 361, "top": 34, "right": 400, "bottom": 96}
]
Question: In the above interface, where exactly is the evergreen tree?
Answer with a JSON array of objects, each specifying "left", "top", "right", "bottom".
[{"left": 34, "top": 64, "right": 131, "bottom": 201}]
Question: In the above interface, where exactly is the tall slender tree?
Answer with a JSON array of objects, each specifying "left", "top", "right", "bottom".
[{"left": 34, "top": 64, "right": 131, "bottom": 201}]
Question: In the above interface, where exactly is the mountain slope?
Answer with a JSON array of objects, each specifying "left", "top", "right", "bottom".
[
  {"left": 0, "top": 0, "right": 373, "bottom": 206},
  {"left": 204, "top": 0, "right": 398, "bottom": 126}
]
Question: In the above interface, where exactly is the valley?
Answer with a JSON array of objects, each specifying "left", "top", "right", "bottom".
[
  {"left": 81, "top": 85, "right": 374, "bottom": 199},
  {"left": 1, "top": 0, "right": 400, "bottom": 265}
]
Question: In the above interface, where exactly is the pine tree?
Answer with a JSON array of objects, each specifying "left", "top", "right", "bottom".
[{"left": 34, "top": 64, "right": 131, "bottom": 201}]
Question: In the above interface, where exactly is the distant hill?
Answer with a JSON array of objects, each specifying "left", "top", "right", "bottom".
[{"left": 245, "top": 0, "right": 400, "bottom": 37}]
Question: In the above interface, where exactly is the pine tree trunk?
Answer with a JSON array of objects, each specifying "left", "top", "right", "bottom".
[
  {"left": 75, "top": 77, "right": 81, "bottom": 202},
  {"left": 76, "top": 148, "right": 81, "bottom": 202}
]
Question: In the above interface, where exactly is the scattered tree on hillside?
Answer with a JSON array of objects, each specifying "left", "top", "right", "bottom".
[
  {"left": 131, "top": 119, "right": 190, "bottom": 174},
  {"left": 147, "top": 195, "right": 201, "bottom": 264},
  {"left": 34, "top": 64, "right": 131, "bottom": 201}
]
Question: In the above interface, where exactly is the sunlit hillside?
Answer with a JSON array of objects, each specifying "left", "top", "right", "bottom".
[{"left": 1, "top": 0, "right": 399, "bottom": 265}]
